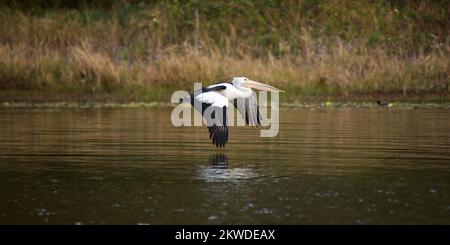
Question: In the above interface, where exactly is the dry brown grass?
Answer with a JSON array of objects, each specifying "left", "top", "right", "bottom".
[{"left": 0, "top": 2, "right": 449, "bottom": 102}]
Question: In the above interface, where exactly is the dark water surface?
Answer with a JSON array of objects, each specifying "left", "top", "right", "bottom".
[{"left": 0, "top": 108, "right": 449, "bottom": 224}]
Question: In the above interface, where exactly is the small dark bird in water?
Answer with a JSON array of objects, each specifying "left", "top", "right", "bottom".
[{"left": 376, "top": 100, "right": 389, "bottom": 107}]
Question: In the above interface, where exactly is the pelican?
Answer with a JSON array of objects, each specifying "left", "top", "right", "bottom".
[{"left": 181, "top": 77, "right": 284, "bottom": 147}]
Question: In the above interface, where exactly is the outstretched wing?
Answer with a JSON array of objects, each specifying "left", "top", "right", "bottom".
[
  {"left": 233, "top": 92, "right": 262, "bottom": 126},
  {"left": 206, "top": 106, "right": 229, "bottom": 148},
  {"left": 191, "top": 87, "right": 229, "bottom": 147}
]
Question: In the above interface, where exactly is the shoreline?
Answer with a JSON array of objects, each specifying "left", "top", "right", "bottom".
[{"left": 1, "top": 101, "right": 449, "bottom": 110}]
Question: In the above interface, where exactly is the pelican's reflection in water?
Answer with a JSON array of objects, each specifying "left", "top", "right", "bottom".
[
  {"left": 196, "top": 154, "right": 258, "bottom": 182},
  {"left": 209, "top": 154, "right": 228, "bottom": 169}
]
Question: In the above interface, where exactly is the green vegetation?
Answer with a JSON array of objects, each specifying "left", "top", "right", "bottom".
[{"left": 0, "top": 0, "right": 448, "bottom": 103}]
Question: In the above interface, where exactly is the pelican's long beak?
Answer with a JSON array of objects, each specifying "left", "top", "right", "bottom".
[{"left": 242, "top": 80, "right": 285, "bottom": 93}]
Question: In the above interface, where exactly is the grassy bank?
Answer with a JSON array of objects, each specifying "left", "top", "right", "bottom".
[{"left": 0, "top": 1, "right": 449, "bottom": 103}]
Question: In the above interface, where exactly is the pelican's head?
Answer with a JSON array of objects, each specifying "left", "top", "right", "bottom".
[{"left": 232, "top": 77, "right": 284, "bottom": 93}]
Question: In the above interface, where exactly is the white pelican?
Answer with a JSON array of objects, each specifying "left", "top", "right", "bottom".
[{"left": 181, "top": 77, "right": 284, "bottom": 147}]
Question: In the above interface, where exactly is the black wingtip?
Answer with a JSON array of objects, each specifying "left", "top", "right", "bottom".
[{"left": 208, "top": 126, "right": 228, "bottom": 148}]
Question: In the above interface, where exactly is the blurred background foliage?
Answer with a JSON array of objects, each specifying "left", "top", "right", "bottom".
[{"left": 0, "top": 0, "right": 448, "bottom": 102}]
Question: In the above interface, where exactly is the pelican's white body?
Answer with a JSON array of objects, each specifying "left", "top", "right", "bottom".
[{"left": 194, "top": 90, "right": 229, "bottom": 107}]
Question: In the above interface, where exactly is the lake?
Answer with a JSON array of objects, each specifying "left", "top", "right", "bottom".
[{"left": 0, "top": 107, "right": 449, "bottom": 224}]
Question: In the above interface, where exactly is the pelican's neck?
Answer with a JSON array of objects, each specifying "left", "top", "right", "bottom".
[{"left": 228, "top": 82, "right": 252, "bottom": 99}]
